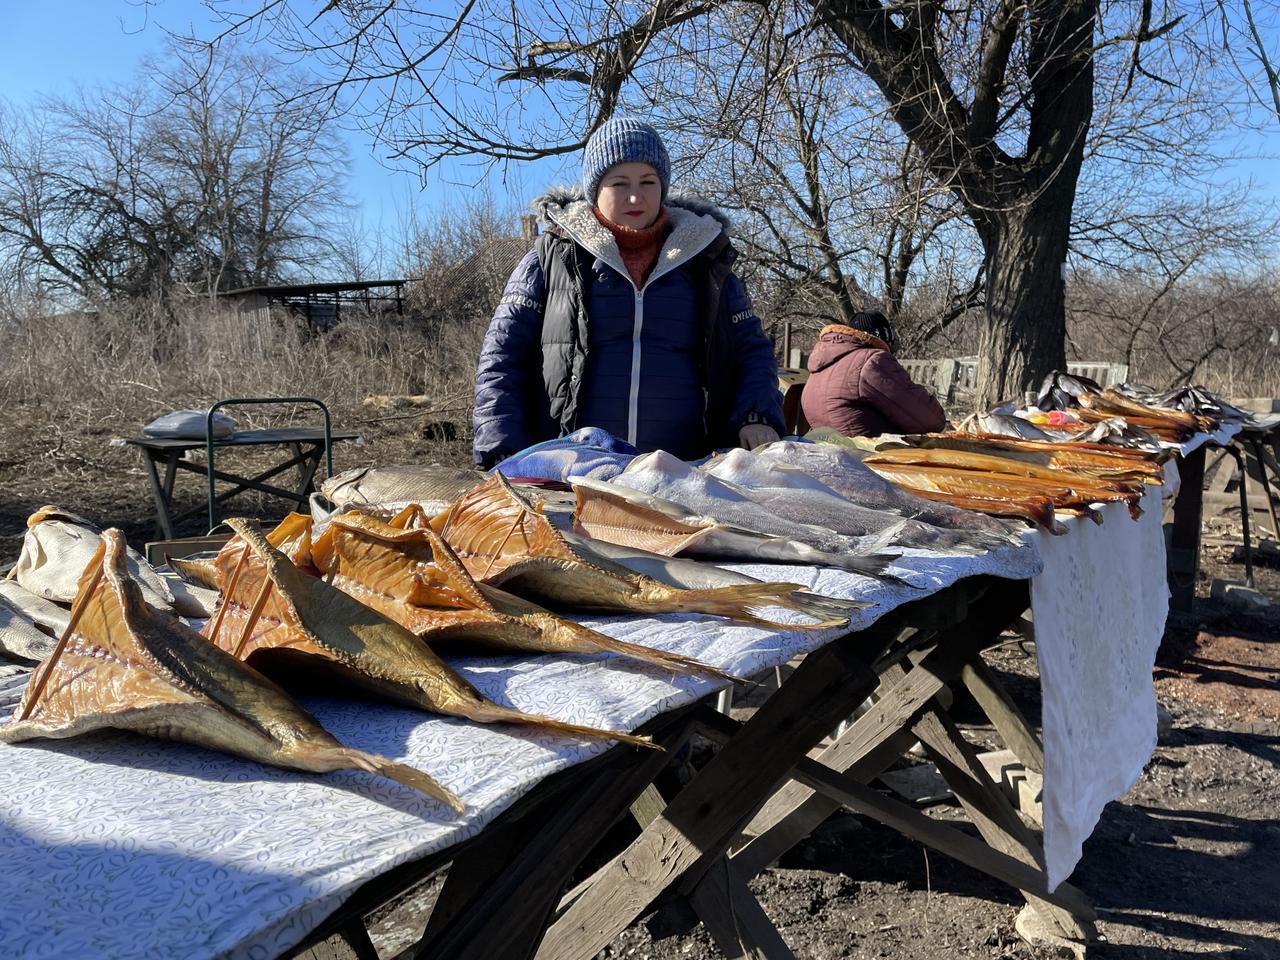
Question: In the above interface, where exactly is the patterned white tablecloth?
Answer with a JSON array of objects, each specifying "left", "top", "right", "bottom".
[{"left": 0, "top": 543, "right": 1039, "bottom": 960}]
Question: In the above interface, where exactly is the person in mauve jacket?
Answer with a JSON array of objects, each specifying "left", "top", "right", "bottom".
[
  {"left": 800, "top": 312, "right": 947, "bottom": 438},
  {"left": 471, "top": 117, "right": 785, "bottom": 468}
]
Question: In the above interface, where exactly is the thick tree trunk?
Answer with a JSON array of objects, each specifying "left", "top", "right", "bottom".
[{"left": 974, "top": 196, "right": 1071, "bottom": 411}]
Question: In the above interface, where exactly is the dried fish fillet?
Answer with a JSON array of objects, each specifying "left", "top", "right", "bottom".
[
  {"left": 317, "top": 510, "right": 739, "bottom": 681},
  {"left": 755, "top": 442, "right": 1019, "bottom": 536},
  {"left": 702, "top": 448, "right": 1016, "bottom": 553},
  {"left": 432, "top": 473, "right": 833, "bottom": 627},
  {"left": 1, "top": 530, "right": 461, "bottom": 812},
  {"left": 207, "top": 519, "right": 655, "bottom": 750}
]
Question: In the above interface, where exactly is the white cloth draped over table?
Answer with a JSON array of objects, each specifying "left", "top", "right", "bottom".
[{"left": 0, "top": 544, "right": 1038, "bottom": 960}]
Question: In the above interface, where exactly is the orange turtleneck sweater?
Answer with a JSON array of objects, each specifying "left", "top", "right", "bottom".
[{"left": 593, "top": 207, "right": 669, "bottom": 288}]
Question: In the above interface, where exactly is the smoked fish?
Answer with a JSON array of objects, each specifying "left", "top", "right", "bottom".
[{"left": 1, "top": 530, "right": 462, "bottom": 812}]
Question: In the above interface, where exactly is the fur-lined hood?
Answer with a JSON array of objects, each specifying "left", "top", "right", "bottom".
[{"left": 532, "top": 185, "right": 733, "bottom": 288}]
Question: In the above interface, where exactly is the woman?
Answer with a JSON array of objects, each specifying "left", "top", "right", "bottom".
[
  {"left": 801, "top": 312, "right": 947, "bottom": 438},
  {"left": 471, "top": 117, "right": 784, "bottom": 468}
]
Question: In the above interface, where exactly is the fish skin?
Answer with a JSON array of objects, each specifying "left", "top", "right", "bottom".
[
  {"left": 318, "top": 511, "right": 741, "bottom": 682},
  {"left": 3, "top": 530, "right": 463, "bottom": 813},
  {"left": 756, "top": 441, "right": 1020, "bottom": 536},
  {"left": 0, "top": 597, "right": 55, "bottom": 663},
  {"left": 209, "top": 519, "right": 656, "bottom": 750},
  {"left": 14, "top": 505, "right": 176, "bottom": 611},
  {"left": 703, "top": 448, "right": 1013, "bottom": 554},
  {"left": 861, "top": 462, "right": 1144, "bottom": 522},
  {"left": 0, "top": 580, "right": 70, "bottom": 638},
  {"left": 609, "top": 451, "right": 905, "bottom": 577},
  {"left": 862, "top": 447, "right": 1147, "bottom": 498},
  {"left": 434, "top": 473, "right": 831, "bottom": 625},
  {"left": 911, "top": 435, "right": 1165, "bottom": 483},
  {"left": 321, "top": 465, "right": 485, "bottom": 510}
]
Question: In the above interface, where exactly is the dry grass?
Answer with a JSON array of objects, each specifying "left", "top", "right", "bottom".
[{"left": 0, "top": 297, "right": 484, "bottom": 559}]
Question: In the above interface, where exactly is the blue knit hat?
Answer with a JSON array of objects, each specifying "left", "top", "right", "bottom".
[{"left": 581, "top": 117, "right": 671, "bottom": 204}]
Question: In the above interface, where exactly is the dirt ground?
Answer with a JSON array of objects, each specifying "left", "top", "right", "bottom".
[{"left": 3, "top": 408, "right": 1278, "bottom": 959}]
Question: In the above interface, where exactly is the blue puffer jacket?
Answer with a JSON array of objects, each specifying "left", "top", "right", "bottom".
[{"left": 472, "top": 188, "right": 784, "bottom": 466}]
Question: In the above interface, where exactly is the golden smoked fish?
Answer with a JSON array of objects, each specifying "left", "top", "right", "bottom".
[
  {"left": 316, "top": 509, "right": 740, "bottom": 682},
  {"left": 430, "top": 473, "right": 843, "bottom": 628},
  {"left": 1, "top": 530, "right": 461, "bottom": 812},
  {"left": 205, "top": 519, "right": 654, "bottom": 750},
  {"left": 168, "top": 513, "right": 316, "bottom": 591},
  {"left": 862, "top": 462, "right": 1143, "bottom": 522},
  {"left": 862, "top": 447, "right": 1147, "bottom": 499},
  {"left": 911, "top": 436, "right": 1165, "bottom": 484}
]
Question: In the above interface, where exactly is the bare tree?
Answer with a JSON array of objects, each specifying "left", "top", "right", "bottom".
[
  {"left": 202, "top": 1, "right": 1278, "bottom": 405},
  {"left": 0, "top": 40, "right": 349, "bottom": 306}
]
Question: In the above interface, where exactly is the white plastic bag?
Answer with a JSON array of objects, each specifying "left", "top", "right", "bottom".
[{"left": 143, "top": 409, "right": 237, "bottom": 439}]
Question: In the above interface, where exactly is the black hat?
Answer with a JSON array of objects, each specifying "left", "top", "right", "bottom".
[{"left": 850, "top": 311, "right": 897, "bottom": 350}]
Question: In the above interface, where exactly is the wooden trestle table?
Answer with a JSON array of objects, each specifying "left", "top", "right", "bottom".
[{"left": 285, "top": 573, "right": 1094, "bottom": 960}]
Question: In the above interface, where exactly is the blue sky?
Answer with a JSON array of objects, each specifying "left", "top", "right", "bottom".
[
  {"left": 4, "top": 0, "right": 1278, "bottom": 250},
  {"left": 0, "top": 0, "right": 570, "bottom": 245}
]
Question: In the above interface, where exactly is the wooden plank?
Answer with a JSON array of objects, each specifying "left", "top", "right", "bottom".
[
  {"left": 978, "top": 749, "right": 1044, "bottom": 823},
  {"left": 911, "top": 709, "right": 1095, "bottom": 939},
  {"left": 731, "top": 578, "right": 1029, "bottom": 880},
  {"left": 786, "top": 754, "right": 1094, "bottom": 920},
  {"left": 1168, "top": 445, "right": 1206, "bottom": 613},
  {"left": 534, "top": 625, "right": 885, "bottom": 960},
  {"left": 632, "top": 770, "right": 795, "bottom": 958},
  {"left": 689, "top": 858, "right": 796, "bottom": 960},
  {"left": 960, "top": 658, "right": 1045, "bottom": 773},
  {"left": 406, "top": 712, "right": 696, "bottom": 960},
  {"left": 293, "top": 922, "right": 379, "bottom": 960}
]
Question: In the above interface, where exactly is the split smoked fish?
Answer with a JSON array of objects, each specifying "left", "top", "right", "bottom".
[
  {"left": 2, "top": 530, "right": 462, "bottom": 812},
  {"left": 206, "top": 519, "right": 654, "bottom": 750},
  {"left": 431, "top": 473, "right": 836, "bottom": 626},
  {"left": 315, "top": 510, "right": 739, "bottom": 681}
]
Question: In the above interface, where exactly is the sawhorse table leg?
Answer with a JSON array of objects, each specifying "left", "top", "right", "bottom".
[{"left": 532, "top": 614, "right": 890, "bottom": 960}]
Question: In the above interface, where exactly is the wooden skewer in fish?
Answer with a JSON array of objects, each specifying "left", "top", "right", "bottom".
[
  {"left": 206, "top": 519, "right": 656, "bottom": 750},
  {"left": 315, "top": 509, "right": 743, "bottom": 683},
  {"left": 168, "top": 513, "right": 316, "bottom": 591},
  {"left": 428, "top": 473, "right": 840, "bottom": 627},
  {"left": 2, "top": 530, "right": 462, "bottom": 813}
]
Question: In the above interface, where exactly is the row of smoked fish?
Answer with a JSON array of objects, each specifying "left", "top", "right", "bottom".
[
  {"left": 0, "top": 479, "right": 863, "bottom": 815},
  {"left": 0, "top": 376, "right": 1219, "bottom": 811}
]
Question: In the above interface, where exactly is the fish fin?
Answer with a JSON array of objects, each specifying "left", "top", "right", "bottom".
[
  {"left": 836, "top": 553, "right": 911, "bottom": 586},
  {"left": 453, "top": 702, "right": 659, "bottom": 750},
  {"left": 333, "top": 748, "right": 464, "bottom": 813},
  {"left": 571, "top": 632, "right": 745, "bottom": 684},
  {"left": 668, "top": 581, "right": 855, "bottom": 628},
  {"left": 166, "top": 554, "right": 222, "bottom": 590}
]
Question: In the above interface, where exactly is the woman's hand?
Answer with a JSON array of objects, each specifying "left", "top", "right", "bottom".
[{"left": 738, "top": 423, "right": 781, "bottom": 450}]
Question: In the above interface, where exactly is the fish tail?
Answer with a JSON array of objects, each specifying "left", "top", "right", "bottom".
[
  {"left": 837, "top": 553, "right": 911, "bottom": 586},
  {"left": 525, "top": 613, "right": 742, "bottom": 681},
  {"left": 583, "top": 633, "right": 745, "bottom": 683},
  {"left": 320, "top": 747, "right": 465, "bottom": 814},
  {"left": 329, "top": 747, "right": 464, "bottom": 813},
  {"left": 457, "top": 703, "right": 660, "bottom": 750},
  {"left": 666, "top": 582, "right": 854, "bottom": 628},
  {"left": 167, "top": 555, "right": 221, "bottom": 590}
]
